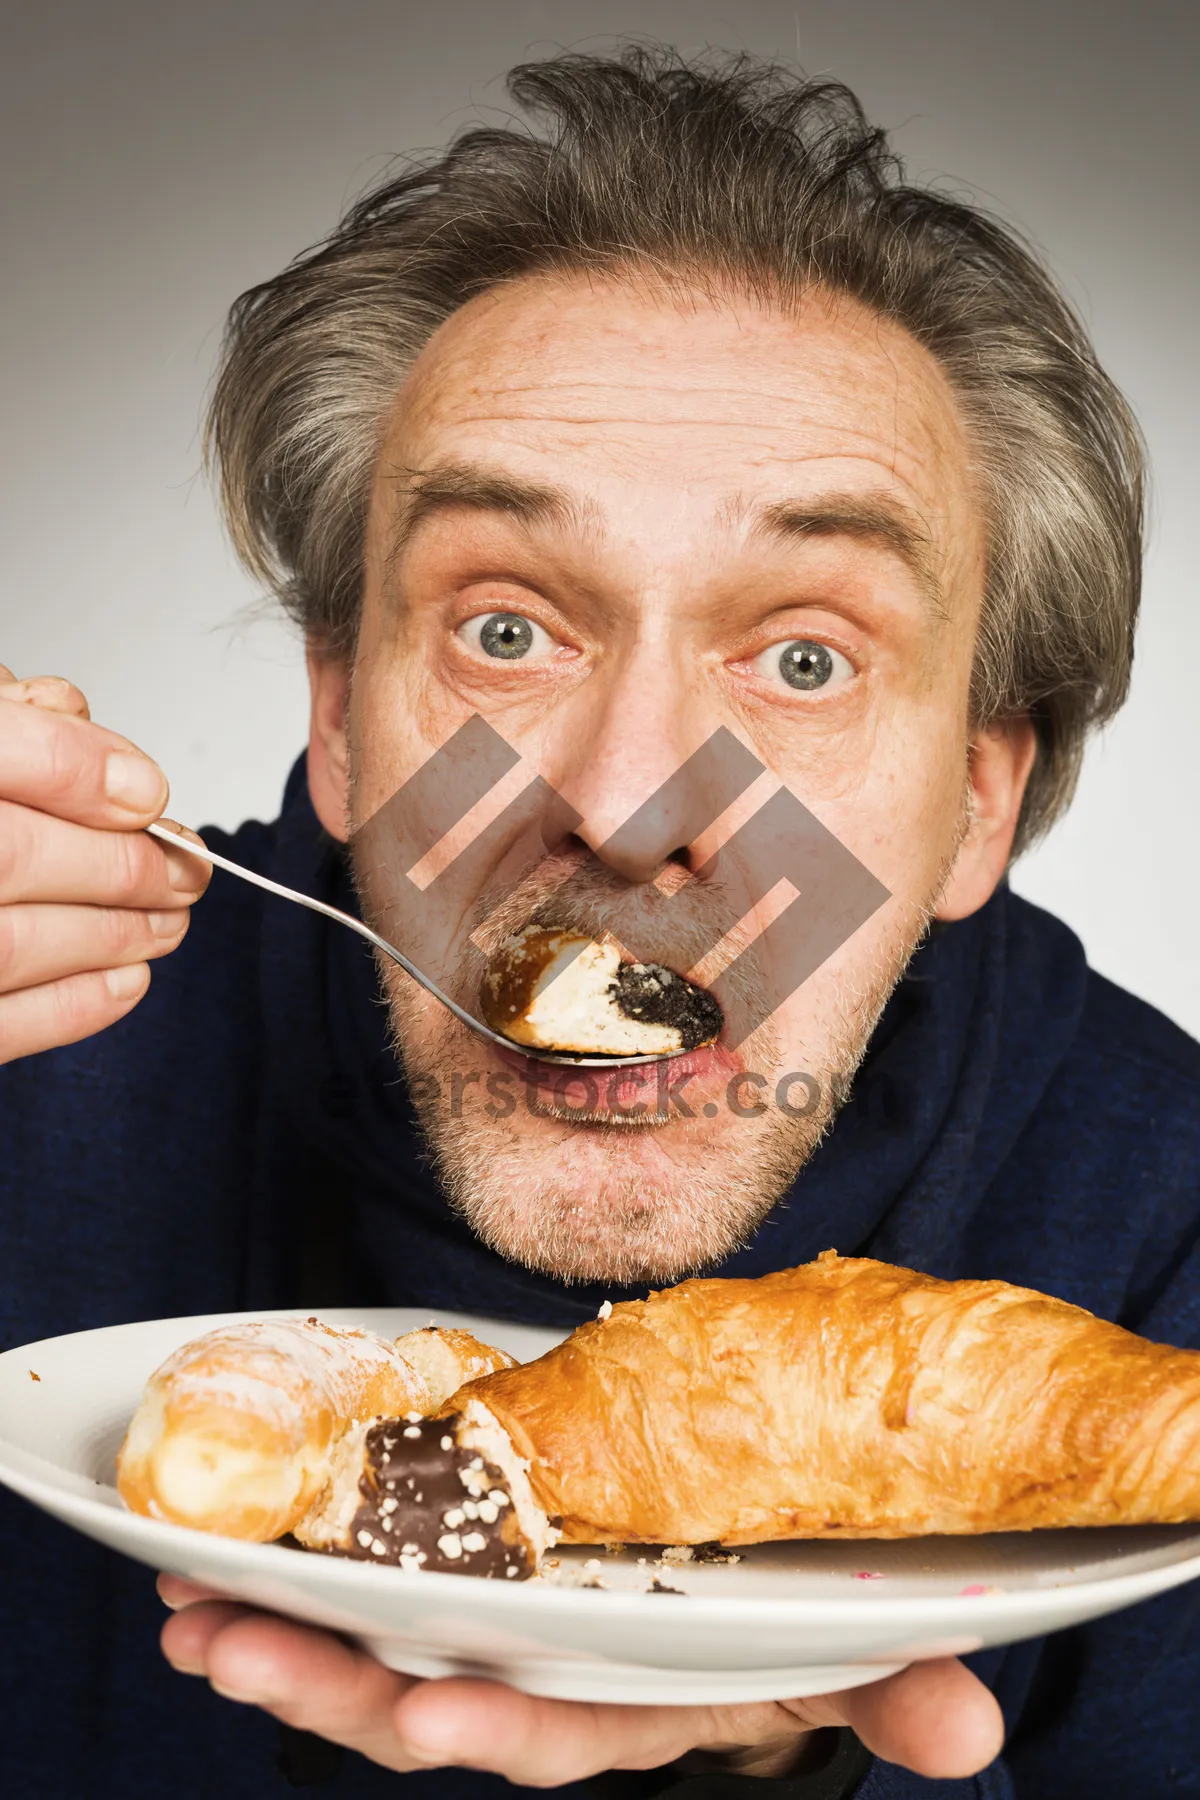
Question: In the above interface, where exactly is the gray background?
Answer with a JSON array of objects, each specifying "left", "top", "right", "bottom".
[{"left": 3, "top": 0, "right": 1196, "bottom": 1031}]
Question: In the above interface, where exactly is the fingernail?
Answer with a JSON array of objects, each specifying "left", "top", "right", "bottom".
[
  {"left": 106, "top": 964, "right": 148, "bottom": 1000},
  {"left": 105, "top": 751, "right": 166, "bottom": 815},
  {"left": 165, "top": 845, "right": 204, "bottom": 893},
  {"left": 148, "top": 910, "right": 185, "bottom": 938}
]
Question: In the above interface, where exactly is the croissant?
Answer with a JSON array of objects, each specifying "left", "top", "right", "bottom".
[
  {"left": 116, "top": 1319, "right": 514, "bottom": 1541},
  {"left": 444, "top": 1251, "right": 1200, "bottom": 1545}
]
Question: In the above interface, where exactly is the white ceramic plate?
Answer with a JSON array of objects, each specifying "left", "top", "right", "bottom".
[{"left": 4, "top": 1308, "right": 1200, "bottom": 1707}]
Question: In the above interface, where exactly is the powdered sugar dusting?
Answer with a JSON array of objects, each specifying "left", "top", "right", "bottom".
[{"left": 148, "top": 1320, "right": 429, "bottom": 1447}]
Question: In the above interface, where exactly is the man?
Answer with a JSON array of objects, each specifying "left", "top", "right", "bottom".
[{"left": 1, "top": 45, "right": 1197, "bottom": 1800}]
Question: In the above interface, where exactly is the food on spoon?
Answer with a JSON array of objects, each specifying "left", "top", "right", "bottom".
[
  {"left": 480, "top": 927, "right": 722, "bottom": 1056},
  {"left": 116, "top": 1320, "right": 514, "bottom": 1541}
]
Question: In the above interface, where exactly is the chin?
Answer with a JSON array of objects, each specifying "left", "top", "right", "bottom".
[
  {"left": 442, "top": 1137, "right": 801, "bottom": 1285},
  {"left": 382, "top": 999, "right": 826, "bottom": 1284}
]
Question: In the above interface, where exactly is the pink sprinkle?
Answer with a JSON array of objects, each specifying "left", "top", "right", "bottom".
[
  {"left": 853, "top": 1570, "right": 885, "bottom": 1580},
  {"left": 959, "top": 1583, "right": 988, "bottom": 1596}
]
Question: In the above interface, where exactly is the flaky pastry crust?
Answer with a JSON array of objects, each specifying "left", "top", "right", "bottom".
[{"left": 452, "top": 1252, "right": 1200, "bottom": 1543}]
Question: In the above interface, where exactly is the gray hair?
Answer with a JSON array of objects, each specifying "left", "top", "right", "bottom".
[{"left": 207, "top": 46, "right": 1144, "bottom": 852}]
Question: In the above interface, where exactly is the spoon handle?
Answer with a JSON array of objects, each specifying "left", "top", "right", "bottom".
[
  {"left": 144, "top": 821, "right": 671, "bottom": 1069},
  {"left": 144, "top": 820, "right": 507, "bottom": 1045}
]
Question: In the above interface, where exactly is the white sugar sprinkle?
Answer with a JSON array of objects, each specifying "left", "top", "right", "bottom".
[
  {"left": 597, "top": 1300, "right": 613, "bottom": 1320},
  {"left": 356, "top": 1530, "right": 373, "bottom": 1548},
  {"left": 442, "top": 1507, "right": 466, "bottom": 1530},
  {"left": 440, "top": 1435, "right": 454, "bottom": 1451},
  {"left": 437, "top": 1532, "right": 463, "bottom": 1560},
  {"left": 477, "top": 1500, "right": 499, "bottom": 1524},
  {"left": 461, "top": 1531, "right": 487, "bottom": 1553},
  {"left": 489, "top": 1489, "right": 510, "bottom": 1508},
  {"left": 403, "top": 1425, "right": 422, "bottom": 1439}
]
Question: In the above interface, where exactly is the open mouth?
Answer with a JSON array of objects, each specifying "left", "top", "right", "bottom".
[{"left": 480, "top": 927, "right": 723, "bottom": 1058}]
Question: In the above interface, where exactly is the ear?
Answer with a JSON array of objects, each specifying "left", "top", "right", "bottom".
[
  {"left": 305, "top": 641, "right": 352, "bottom": 844},
  {"left": 935, "top": 717, "right": 1038, "bottom": 922}
]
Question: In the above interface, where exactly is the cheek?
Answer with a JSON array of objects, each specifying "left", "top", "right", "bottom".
[
  {"left": 346, "top": 649, "right": 453, "bottom": 829},
  {"left": 818, "top": 715, "right": 970, "bottom": 913}
]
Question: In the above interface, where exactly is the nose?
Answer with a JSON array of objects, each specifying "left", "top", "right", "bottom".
[{"left": 551, "top": 653, "right": 764, "bottom": 886}]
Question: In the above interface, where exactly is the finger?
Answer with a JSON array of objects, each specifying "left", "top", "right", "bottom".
[
  {"left": 149, "top": 819, "right": 212, "bottom": 896},
  {"left": 0, "top": 802, "right": 209, "bottom": 908},
  {"left": 0, "top": 675, "right": 91, "bottom": 720},
  {"left": 791, "top": 1658, "right": 1005, "bottom": 1780},
  {"left": 157, "top": 1573, "right": 229, "bottom": 1611},
  {"left": 0, "top": 903, "right": 188, "bottom": 995},
  {"left": 164, "top": 1606, "right": 422, "bottom": 1773},
  {"left": 394, "top": 1681, "right": 739, "bottom": 1784},
  {"left": 0, "top": 963, "right": 150, "bottom": 1063},
  {"left": 0, "top": 694, "right": 167, "bottom": 827},
  {"left": 161, "top": 1599, "right": 258, "bottom": 1672}
]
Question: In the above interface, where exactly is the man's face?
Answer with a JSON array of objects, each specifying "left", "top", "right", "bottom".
[{"left": 335, "top": 272, "right": 989, "bottom": 1283}]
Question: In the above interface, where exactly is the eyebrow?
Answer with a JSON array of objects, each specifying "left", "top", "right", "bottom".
[
  {"left": 384, "top": 459, "right": 597, "bottom": 577},
  {"left": 749, "top": 493, "right": 947, "bottom": 620},
  {"left": 385, "top": 458, "right": 946, "bottom": 617}
]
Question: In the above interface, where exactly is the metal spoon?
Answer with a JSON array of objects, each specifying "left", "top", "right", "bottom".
[{"left": 146, "top": 820, "right": 684, "bottom": 1068}]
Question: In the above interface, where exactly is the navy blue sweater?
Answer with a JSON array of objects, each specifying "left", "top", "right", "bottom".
[{"left": 3, "top": 759, "right": 1200, "bottom": 1800}]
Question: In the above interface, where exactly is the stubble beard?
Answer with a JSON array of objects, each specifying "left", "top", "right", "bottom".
[{"left": 357, "top": 875, "right": 942, "bottom": 1287}]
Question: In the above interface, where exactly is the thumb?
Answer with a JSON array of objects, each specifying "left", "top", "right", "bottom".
[{"left": 789, "top": 1657, "right": 1005, "bottom": 1779}]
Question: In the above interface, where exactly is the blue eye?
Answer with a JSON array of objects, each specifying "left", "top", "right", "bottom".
[
  {"left": 751, "top": 638, "right": 853, "bottom": 694},
  {"left": 457, "top": 612, "right": 555, "bottom": 661}
]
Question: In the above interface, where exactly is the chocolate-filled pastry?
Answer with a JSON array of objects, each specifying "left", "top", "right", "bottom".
[
  {"left": 448, "top": 1251, "right": 1200, "bottom": 1547},
  {"left": 481, "top": 927, "right": 722, "bottom": 1056},
  {"left": 294, "top": 1404, "right": 557, "bottom": 1577}
]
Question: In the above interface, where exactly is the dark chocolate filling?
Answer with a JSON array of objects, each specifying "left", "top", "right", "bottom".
[
  {"left": 687, "top": 1540, "right": 741, "bottom": 1564},
  {"left": 610, "top": 963, "right": 723, "bottom": 1050},
  {"left": 333, "top": 1413, "right": 531, "bottom": 1580}
]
